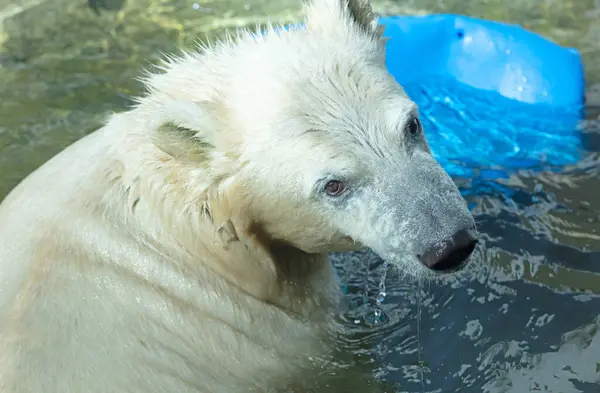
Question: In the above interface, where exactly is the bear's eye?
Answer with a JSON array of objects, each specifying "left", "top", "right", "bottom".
[
  {"left": 407, "top": 117, "right": 422, "bottom": 137},
  {"left": 324, "top": 180, "right": 346, "bottom": 196}
]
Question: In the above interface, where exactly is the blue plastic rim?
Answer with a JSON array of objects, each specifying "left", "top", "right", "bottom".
[
  {"left": 380, "top": 14, "right": 585, "bottom": 108},
  {"left": 268, "top": 14, "right": 586, "bottom": 178}
]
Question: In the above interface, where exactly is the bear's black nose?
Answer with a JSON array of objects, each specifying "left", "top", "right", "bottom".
[{"left": 418, "top": 229, "right": 478, "bottom": 272}]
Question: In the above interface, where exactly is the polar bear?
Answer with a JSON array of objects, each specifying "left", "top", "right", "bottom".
[{"left": 0, "top": 0, "right": 478, "bottom": 392}]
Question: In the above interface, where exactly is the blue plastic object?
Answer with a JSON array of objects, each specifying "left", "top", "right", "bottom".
[
  {"left": 378, "top": 15, "right": 585, "bottom": 178},
  {"left": 380, "top": 15, "right": 584, "bottom": 107},
  {"left": 272, "top": 14, "right": 586, "bottom": 178}
]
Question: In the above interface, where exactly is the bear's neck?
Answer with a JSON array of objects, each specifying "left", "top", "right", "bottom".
[
  {"left": 172, "top": 219, "right": 340, "bottom": 320},
  {"left": 122, "top": 186, "right": 340, "bottom": 321}
]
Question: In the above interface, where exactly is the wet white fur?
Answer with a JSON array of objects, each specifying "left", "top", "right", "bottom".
[{"left": 0, "top": 0, "right": 474, "bottom": 392}]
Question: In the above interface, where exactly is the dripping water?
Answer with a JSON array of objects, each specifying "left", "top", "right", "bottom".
[
  {"left": 372, "top": 261, "right": 389, "bottom": 324},
  {"left": 416, "top": 277, "right": 425, "bottom": 391}
]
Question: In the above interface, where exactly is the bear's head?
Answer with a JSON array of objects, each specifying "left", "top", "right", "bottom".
[{"left": 142, "top": 0, "right": 478, "bottom": 279}]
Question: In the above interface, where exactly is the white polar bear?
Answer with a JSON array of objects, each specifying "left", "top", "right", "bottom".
[{"left": 0, "top": 0, "right": 478, "bottom": 392}]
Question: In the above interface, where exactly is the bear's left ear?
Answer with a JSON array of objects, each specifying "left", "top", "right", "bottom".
[
  {"left": 149, "top": 99, "right": 218, "bottom": 164},
  {"left": 305, "top": 0, "right": 384, "bottom": 39}
]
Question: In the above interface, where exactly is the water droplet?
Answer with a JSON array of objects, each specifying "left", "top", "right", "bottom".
[
  {"left": 370, "top": 261, "right": 390, "bottom": 324},
  {"left": 517, "top": 86, "right": 523, "bottom": 92}
]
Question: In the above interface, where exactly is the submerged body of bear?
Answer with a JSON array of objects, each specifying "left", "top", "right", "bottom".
[{"left": 0, "top": 0, "right": 478, "bottom": 392}]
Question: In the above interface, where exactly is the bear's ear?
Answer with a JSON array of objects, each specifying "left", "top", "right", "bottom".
[
  {"left": 151, "top": 99, "right": 225, "bottom": 165},
  {"left": 153, "top": 122, "right": 215, "bottom": 165},
  {"left": 305, "top": 0, "right": 384, "bottom": 39}
]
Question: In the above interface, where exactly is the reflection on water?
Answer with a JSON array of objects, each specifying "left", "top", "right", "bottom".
[{"left": 1, "top": 0, "right": 600, "bottom": 392}]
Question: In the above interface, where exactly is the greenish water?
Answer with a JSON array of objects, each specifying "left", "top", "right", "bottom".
[{"left": 1, "top": 1, "right": 600, "bottom": 392}]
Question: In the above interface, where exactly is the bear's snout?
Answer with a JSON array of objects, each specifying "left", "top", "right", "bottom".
[{"left": 417, "top": 228, "right": 478, "bottom": 273}]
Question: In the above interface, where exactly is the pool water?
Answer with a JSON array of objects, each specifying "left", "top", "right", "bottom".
[{"left": 1, "top": 0, "right": 600, "bottom": 392}]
